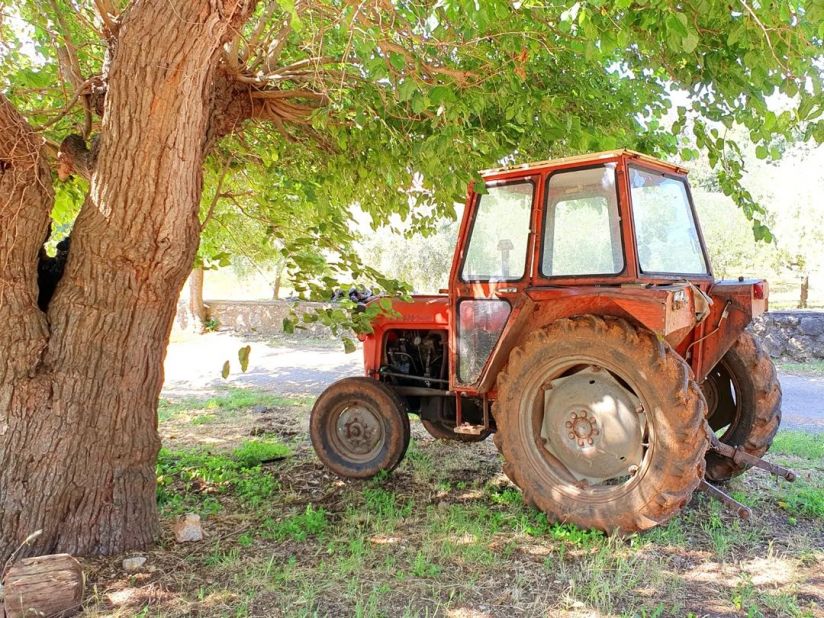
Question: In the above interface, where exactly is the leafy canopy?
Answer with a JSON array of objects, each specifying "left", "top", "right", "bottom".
[{"left": 1, "top": 0, "right": 822, "bottom": 296}]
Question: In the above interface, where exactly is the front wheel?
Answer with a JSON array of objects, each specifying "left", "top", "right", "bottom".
[
  {"left": 494, "top": 316, "right": 708, "bottom": 534},
  {"left": 310, "top": 377, "right": 410, "bottom": 479}
]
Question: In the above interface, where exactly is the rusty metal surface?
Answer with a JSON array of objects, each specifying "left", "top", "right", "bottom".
[
  {"left": 706, "top": 423, "right": 797, "bottom": 482},
  {"left": 699, "top": 479, "right": 752, "bottom": 520}
]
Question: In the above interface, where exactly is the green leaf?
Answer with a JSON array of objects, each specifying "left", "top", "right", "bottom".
[
  {"left": 342, "top": 337, "right": 356, "bottom": 354},
  {"left": 221, "top": 361, "right": 230, "bottom": 380},
  {"left": 238, "top": 345, "right": 251, "bottom": 373},
  {"left": 283, "top": 318, "right": 295, "bottom": 334},
  {"left": 682, "top": 31, "right": 699, "bottom": 53},
  {"left": 430, "top": 85, "right": 455, "bottom": 105}
]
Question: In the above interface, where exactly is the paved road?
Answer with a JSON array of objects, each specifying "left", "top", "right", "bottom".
[{"left": 163, "top": 333, "right": 823, "bottom": 432}]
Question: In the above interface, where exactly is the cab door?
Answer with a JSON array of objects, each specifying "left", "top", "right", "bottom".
[{"left": 448, "top": 175, "right": 540, "bottom": 392}]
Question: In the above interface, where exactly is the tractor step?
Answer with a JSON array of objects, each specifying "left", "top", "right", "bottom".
[
  {"left": 699, "top": 479, "right": 752, "bottom": 520},
  {"left": 453, "top": 423, "right": 487, "bottom": 435},
  {"left": 705, "top": 426, "right": 797, "bottom": 482}
]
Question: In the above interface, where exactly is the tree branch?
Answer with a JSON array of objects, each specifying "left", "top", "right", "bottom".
[{"left": 200, "top": 157, "right": 233, "bottom": 232}]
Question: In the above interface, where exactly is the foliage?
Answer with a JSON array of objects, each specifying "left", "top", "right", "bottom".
[{"left": 2, "top": 0, "right": 823, "bottom": 309}]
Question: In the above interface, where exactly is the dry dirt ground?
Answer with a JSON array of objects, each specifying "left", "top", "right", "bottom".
[{"left": 77, "top": 385, "right": 823, "bottom": 618}]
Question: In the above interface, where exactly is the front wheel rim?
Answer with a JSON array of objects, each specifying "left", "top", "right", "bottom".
[{"left": 327, "top": 401, "right": 385, "bottom": 463}]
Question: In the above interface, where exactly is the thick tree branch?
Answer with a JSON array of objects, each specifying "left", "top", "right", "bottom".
[{"left": 0, "top": 94, "right": 53, "bottom": 377}]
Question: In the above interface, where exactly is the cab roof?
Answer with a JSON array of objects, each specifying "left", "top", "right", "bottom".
[{"left": 480, "top": 149, "right": 688, "bottom": 177}]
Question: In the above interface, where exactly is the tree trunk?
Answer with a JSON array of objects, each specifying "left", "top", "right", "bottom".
[
  {"left": 0, "top": 0, "right": 252, "bottom": 561},
  {"left": 799, "top": 273, "right": 809, "bottom": 309},
  {"left": 188, "top": 265, "right": 207, "bottom": 330},
  {"left": 273, "top": 264, "right": 284, "bottom": 300}
]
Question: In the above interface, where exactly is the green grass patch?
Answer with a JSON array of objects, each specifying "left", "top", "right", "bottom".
[
  {"left": 157, "top": 387, "right": 312, "bottom": 422},
  {"left": 232, "top": 438, "right": 290, "bottom": 467},
  {"left": 771, "top": 431, "right": 824, "bottom": 460},
  {"left": 262, "top": 505, "right": 328, "bottom": 541},
  {"left": 775, "top": 359, "right": 824, "bottom": 376},
  {"left": 156, "top": 437, "right": 290, "bottom": 515},
  {"left": 779, "top": 483, "right": 824, "bottom": 519}
]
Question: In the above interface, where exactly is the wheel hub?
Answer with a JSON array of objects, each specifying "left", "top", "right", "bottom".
[
  {"left": 541, "top": 367, "right": 646, "bottom": 484},
  {"left": 567, "top": 410, "right": 599, "bottom": 446},
  {"left": 336, "top": 406, "right": 383, "bottom": 457}
]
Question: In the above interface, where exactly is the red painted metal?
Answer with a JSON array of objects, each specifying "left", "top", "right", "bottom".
[{"left": 358, "top": 149, "right": 766, "bottom": 398}]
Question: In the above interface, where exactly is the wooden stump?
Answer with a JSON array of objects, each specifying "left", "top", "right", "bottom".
[{"left": 3, "top": 554, "right": 84, "bottom": 618}]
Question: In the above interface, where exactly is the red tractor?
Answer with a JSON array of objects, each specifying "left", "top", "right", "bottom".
[{"left": 310, "top": 149, "right": 791, "bottom": 533}]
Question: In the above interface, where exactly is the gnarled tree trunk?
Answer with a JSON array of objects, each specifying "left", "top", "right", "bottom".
[{"left": 0, "top": 0, "right": 252, "bottom": 561}]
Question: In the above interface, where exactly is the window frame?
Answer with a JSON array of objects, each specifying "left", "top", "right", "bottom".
[
  {"left": 458, "top": 178, "right": 536, "bottom": 284},
  {"left": 538, "top": 164, "right": 627, "bottom": 280},
  {"left": 628, "top": 164, "right": 712, "bottom": 279}
]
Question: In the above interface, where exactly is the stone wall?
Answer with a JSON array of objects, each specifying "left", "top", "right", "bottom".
[
  {"left": 202, "top": 300, "right": 824, "bottom": 361},
  {"left": 750, "top": 311, "right": 824, "bottom": 362},
  {"left": 204, "top": 300, "right": 337, "bottom": 338}
]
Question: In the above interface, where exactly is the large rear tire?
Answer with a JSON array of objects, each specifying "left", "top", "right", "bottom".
[
  {"left": 310, "top": 377, "right": 410, "bottom": 479},
  {"left": 703, "top": 332, "right": 782, "bottom": 482},
  {"left": 494, "top": 316, "right": 707, "bottom": 534}
]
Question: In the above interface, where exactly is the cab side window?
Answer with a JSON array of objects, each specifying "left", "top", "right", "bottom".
[
  {"left": 542, "top": 165, "right": 623, "bottom": 277},
  {"left": 461, "top": 181, "right": 533, "bottom": 282}
]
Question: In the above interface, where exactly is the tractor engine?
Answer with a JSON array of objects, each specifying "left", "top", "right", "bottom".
[{"left": 381, "top": 330, "right": 447, "bottom": 388}]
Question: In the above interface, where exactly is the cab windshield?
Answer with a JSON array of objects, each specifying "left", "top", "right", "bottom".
[{"left": 629, "top": 167, "right": 708, "bottom": 275}]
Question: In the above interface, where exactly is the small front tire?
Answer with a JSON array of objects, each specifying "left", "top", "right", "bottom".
[{"left": 310, "top": 377, "right": 410, "bottom": 479}]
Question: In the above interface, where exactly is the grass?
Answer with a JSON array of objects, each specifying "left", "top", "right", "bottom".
[
  {"left": 771, "top": 430, "right": 824, "bottom": 460},
  {"left": 156, "top": 436, "right": 289, "bottom": 515},
  {"left": 775, "top": 359, "right": 824, "bottom": 376},
  {"left": 158, "top": 387, "right": 312, "bottom": 422},
  {"left": 81, "top": 391, "right": 823, "bottom": 617}
]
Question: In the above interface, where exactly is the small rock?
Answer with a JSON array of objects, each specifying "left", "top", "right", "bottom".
[
  {"left": 122, "top": 556, "right": 147, "bottom": 572},
  {"left": 174, "top": 513, "right": 204, "bottom": 543}
]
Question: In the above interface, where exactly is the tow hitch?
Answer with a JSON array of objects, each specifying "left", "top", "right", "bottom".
[{"left": 701, "top": 422, "right": 797, "bottom": 520}]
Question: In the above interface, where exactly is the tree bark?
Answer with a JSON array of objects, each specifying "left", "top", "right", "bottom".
[
  {"left": 799, "top": 273, "right": 809, "bottom": 309},
  {"left": 189, "top": 265, "right": 207, "bottom": 330},
  {"left": 0, "top": 0, "right": 254, "bottom": 561}
]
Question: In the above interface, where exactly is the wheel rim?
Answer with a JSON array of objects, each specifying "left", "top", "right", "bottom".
[
  {"left": 328, "top": 401, "right": 385, "bottom": 462},
  {"left": 518, "top": 358, "right": 654, "bottom": 500},
  {"left": 703, "top": 359, "right": 741, "bottom": 439}
]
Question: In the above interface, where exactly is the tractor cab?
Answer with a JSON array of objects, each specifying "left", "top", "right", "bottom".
[{"left": 311, "top": 150, "right": 787, "bottom": 534}]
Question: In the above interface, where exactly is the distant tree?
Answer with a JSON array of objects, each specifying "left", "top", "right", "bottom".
[{"left": 1, "top": 0, "right": 822, "bottom": 560}]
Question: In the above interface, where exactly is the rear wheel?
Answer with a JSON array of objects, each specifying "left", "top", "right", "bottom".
[
  {"left": 494, "top": 316, "right": 707, "bottom": 534},
  {"left": 310, "top": 377, "right": 410, "bottom": 479},
  {"left": 703, "top": 332, "right": 782, "bottom": 482}
]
